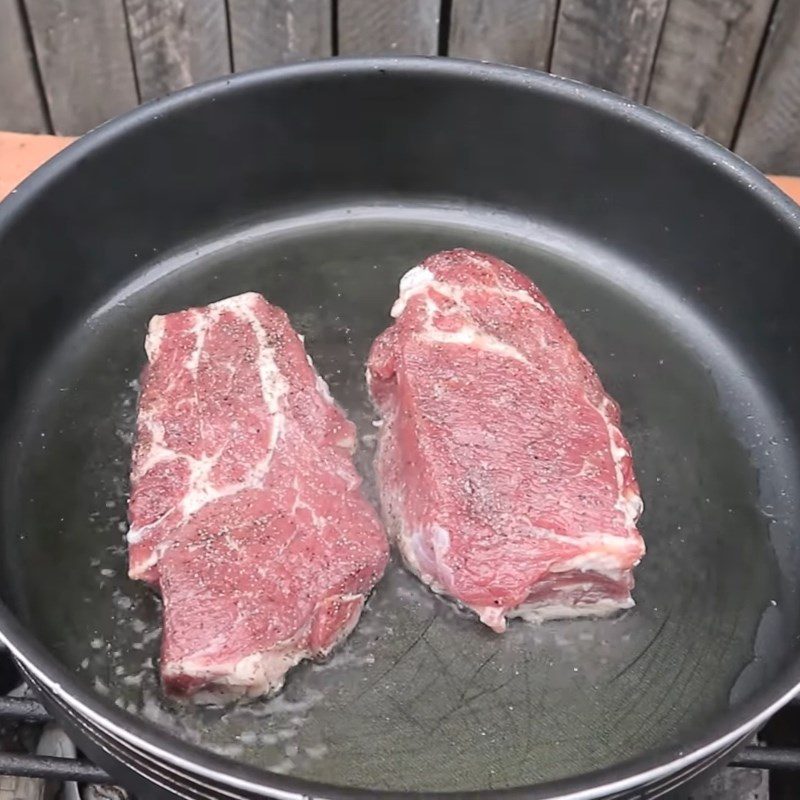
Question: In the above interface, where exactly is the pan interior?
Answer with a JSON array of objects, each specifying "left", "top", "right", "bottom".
[{"left": 2, "top": 202, "right": 795, "bottom": 793}]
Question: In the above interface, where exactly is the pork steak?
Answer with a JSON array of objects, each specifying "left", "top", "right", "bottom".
[
  {"left": 127, "top": 292, "right": 388, "bottom": 700},
  {"left": 367, "top": 249, "right": 644, "bottom": 632}
]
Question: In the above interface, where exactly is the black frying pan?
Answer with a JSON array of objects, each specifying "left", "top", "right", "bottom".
[{"left": 1, "top": 58, "right": 799, "bottom": 800}]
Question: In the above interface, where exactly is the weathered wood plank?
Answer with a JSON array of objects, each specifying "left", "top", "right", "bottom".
[
  {"left": 228, "top": 0, "right": 331, "bottom": 70},
  {"left": 735, "top": 0, "right": 800, "bottom": 174},
  {"left": 0, "top": 0, "right": 48, "bottom": 133},
  {"left": 24, "top": 0, "right": 139, "bottom": 135},
  {"left": 448, "top": 0, "right": 558, "bottom": 70},
  {"left": 647, "top": 0, "right": 773, "bottom": 147},
  {"left": 551, "top": 0, "right": 669, "bottom": 102},
  {"left": 124, "top": 0, "right": 230, "bottom": 102},
  {"left": 337, "top": 0, "right": 439, "bottom": 56}
]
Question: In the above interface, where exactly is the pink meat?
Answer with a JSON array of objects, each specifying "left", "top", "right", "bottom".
[
  {"left": 367, "top": 249, "right": 644, "bottom": 632},
  {"left": 127, "top": 293, "right": 388, "bottom": 700}
]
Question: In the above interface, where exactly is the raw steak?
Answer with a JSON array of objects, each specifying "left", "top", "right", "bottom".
[
  {"left": 367, "top": 249, "right": 644, "bottom": 632},
  {"left": 127, "top": 292, "right": 388, "bottom": 699}
]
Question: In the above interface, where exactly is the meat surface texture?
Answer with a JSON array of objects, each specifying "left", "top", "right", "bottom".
[
  {"left": 367, "top": 249, "right": 644, "bottom": 632},
  {"left": 127, "top": 292, "right": 388, "bottom": 700}
]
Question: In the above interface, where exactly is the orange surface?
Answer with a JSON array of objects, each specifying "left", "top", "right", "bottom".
[
  {"left": 0, "top": 132, "right": 75, "bottom": 200},
  {"left": 768, "top": 174, "right": 800, "bottom": 202},
  {"left": 0, "top": 131, "right": 798, "bottom": 204}
]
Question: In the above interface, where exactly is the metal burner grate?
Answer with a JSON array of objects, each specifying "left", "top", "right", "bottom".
[{"left": 0, "top": 695, "right": 109, "bottom": 783}]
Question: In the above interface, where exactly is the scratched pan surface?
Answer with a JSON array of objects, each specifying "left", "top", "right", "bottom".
[{"left": 1, "top": 60, "right": 800, "bottom": 799}]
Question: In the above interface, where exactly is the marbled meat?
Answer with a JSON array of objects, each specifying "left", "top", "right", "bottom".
[
  {"left": 367, "top": 249, "right": 644, "bottom": 632},
  {"left": 127, "top": 292, "right": 388, "bottom": 700}
]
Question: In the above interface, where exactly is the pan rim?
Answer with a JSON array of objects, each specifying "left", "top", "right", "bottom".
[{"left": 2, "top": 55, "right": 800, "bottom": 799}]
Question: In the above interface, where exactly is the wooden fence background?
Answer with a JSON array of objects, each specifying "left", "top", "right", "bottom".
[{"left": 1, "top": 0, "right": 798, "bottom": 174}]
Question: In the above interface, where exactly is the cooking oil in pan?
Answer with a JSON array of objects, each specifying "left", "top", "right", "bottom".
[{"left": 3, "top": 203, "right": 792, "bottom": 791}]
